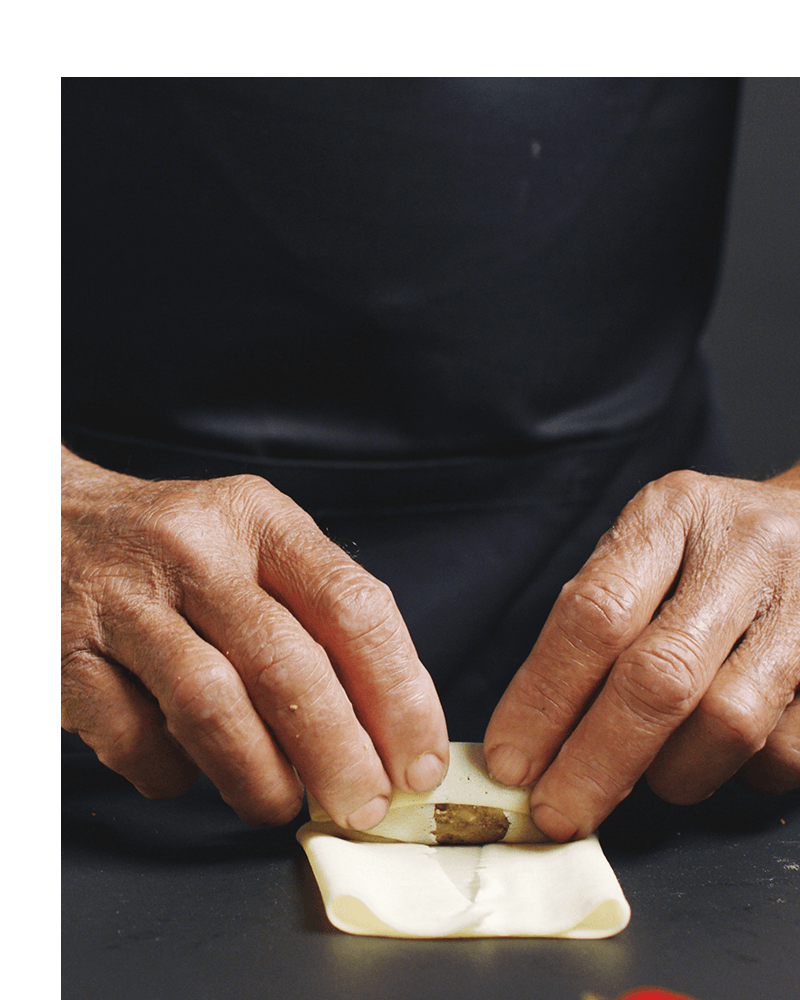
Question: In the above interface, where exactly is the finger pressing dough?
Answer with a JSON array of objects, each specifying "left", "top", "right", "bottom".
[{"left": 297, "top": 743, "right": 630, "bottom": 938}]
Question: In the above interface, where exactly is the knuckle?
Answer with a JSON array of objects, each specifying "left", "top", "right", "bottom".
[
  {"left": 655, "top": 469, "right": 710, "bottom": 508},
  {"left": 698, "top": 691, "right": 769, "bottom": 756},
  {"left": 309, "top": 560, "right": 406, "bottom": 653},
  {"left": 222, "top": 474, "right": 286, "bottom": 528},
  {"left": 741, "top": 509, "right": 800, "bottom": 562},
  {"left": 634, "top": 469, "right": 710, "bottom": 527},
  {"left": 165, "top": 663, "right": 242, "bottom": 741},
  {"left": 226, "top": 472, "right": 272, "bottom": 497},
  {"left": 556, "top": 573, "right": 642, "bottom": 655},
  {"left": 128, "top": 479, "right": 253, "bottom": 575},
  {"left": 94, "top": 592, "right": 176, "bottom": 659},
  {"left": 136, "top": 501, "right": 211, "bottom": 570},
  {"left": 657, "top": 468, "right": 708, "bottom": 497},
  {"left": 256, "top": 490, "right": 323, "bottom": 554},
  {"left": 612, "top": 639, "right": 705, "bottom": 728},
  {"left": 327, "top": 569, "right": 398, "bottom": 643},
  {"left": 247, "top": 629, "right": 326, "bottom": 696}
]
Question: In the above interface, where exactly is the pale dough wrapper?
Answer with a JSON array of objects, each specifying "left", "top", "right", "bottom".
[{"left": 297, "top": 743, "right": 631, "bottom": 938}]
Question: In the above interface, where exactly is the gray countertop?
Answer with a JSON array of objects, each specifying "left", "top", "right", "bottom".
[{"left": 62, "top": 733, "right": 799, "bottom": 1000}]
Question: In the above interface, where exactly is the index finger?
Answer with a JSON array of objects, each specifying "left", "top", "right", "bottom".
[
  {"left": 485, "top": 482, "right": 688, "bottom": 791},
  {"left": 246, "top": 485, "right": 450, "bottom": 794}
]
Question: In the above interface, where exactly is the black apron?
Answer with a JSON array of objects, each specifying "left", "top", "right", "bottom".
[{"left": 62, "top": 78, "right": 739, "bottom": 735}]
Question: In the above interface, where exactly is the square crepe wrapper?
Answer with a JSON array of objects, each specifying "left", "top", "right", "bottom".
[{"left": 297, "top": 743, "right": 631, "bottom": 938}]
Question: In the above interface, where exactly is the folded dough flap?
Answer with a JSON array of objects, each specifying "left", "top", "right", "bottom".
[
  {"left": 300, "top": 743, "right": 631, "bottom": 938},
  {"left": 307, "top": 742, "right": 545, "bottom": 844}
]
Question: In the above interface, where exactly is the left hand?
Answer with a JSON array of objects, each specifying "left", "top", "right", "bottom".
[{"left": 484, "top": 466, "right": 800, "bottom": 841}]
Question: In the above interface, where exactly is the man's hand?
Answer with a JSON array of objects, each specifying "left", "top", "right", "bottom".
[
  {"left": 485, "top": 466, "right": 800, "bottom": 842},
  {"left": 61, "top": 446, "right": 449, "bottom": 829}
]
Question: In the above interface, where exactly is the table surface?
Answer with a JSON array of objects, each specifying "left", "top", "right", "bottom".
[{"left": 62, "top": 733, "right": 800, "bottom": 1000}]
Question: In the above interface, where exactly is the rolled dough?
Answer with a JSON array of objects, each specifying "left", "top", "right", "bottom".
[{"left": 297, "top": 743, "right": 630, "bottom": 938}]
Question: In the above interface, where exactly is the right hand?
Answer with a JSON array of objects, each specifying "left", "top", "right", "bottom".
[{"left": 61, "top": 446, "right": 449, "bottom": 829}]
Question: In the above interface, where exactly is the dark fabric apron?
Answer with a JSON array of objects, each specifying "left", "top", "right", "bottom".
[{"left": 62, "top": 78, "right": 739, "bottom": 735}]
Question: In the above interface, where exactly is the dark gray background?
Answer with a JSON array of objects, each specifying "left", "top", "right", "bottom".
[{"left": 704, "top": 77, "right": 799, "bottom": 480}]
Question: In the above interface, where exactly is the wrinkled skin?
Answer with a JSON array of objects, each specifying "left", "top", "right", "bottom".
[
  {"left": 485, "top": 465, "right": 800, "bottom": 841},
  {"left": 61, "top": 446, "right": 449, "bottom": 830},
  {"left": 63, "top": 445, "right": 800, "bottom": 838}
]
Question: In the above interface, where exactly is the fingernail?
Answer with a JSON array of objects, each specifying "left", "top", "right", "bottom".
[
  {"left": 531, "top": 804, "right": 579, "bottom": 842},
  {"left": 346, "top": 795, "right": 390, "bottom": 831},
  {"left": 405, "top": 752, "right": 446, "bottom": 793},
  {"left": 485, "top": 744, "right": 530, "bottom": 786}
]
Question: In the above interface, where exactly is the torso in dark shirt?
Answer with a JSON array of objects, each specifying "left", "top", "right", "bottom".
[
  {"left": 61, "top": 78, "right": 740, "bottom": 734},
  {"left": 62, "top": 77, "right": 738, "bottom": 458}
]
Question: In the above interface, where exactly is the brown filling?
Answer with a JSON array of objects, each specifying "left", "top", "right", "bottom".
[{"left": 433, "top": 803, "right": 510, "bottom": 845}]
